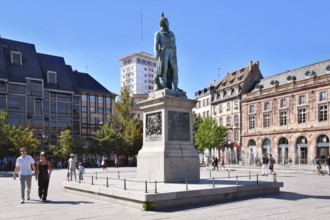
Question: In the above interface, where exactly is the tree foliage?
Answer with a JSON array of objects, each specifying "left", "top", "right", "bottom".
[
  {"left": 95, "top": 87, "right": 143, "bottom": 157},
  {"left": 50, "top": 129, "right": 84, "bottom": 159},
  {"left": 194, "top": 116, "right": 227, "bottom": 152},
  {"left": 0, "top": 111, "right": 39, "bottom": 157}
]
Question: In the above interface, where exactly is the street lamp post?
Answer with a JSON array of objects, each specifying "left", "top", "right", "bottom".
[{"left": 41, "top": 132, "right": 45, "bottom": 152}]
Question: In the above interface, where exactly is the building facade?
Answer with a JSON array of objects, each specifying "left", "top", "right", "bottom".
[
  {"left": 0, "top": 37, "right": 116, "bottom": 149},
  {"left": 119, "top": 52, "right": 157, "bottom": 95},
  {"left": 194, "top": 79, "right": 221, "bottom": 119},
  {"left": 211, "top": 61, "right": 263, "bottom": 163},
  {"left": 241, "top": 60, "right": 330, "bottom": 165}
]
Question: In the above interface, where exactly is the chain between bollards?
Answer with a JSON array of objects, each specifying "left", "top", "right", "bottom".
[
  {"left": 124, "top": 179, "right": 127, "bottom": 190},
  {"left": 155, "top": 181, "right": 157, "bottom": 193},
  {"left": 91, "top": 175, "right": 94, "bottom": 185},
  {"left": 145, "top": 180, "right": 148, "bottom": 193},
  {"left": 106, "top": 177, "right": 109, "bottom": 187}
]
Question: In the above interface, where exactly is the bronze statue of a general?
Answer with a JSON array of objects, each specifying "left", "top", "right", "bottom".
[{"left": 154, "top": 13, "right": 182, "bottom": 91}]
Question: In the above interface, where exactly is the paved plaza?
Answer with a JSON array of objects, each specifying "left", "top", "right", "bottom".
[{"left": 1, "top": 166, "right": 330, "bottom": 220}]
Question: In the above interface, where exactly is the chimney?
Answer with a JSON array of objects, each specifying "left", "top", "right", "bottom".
[
  {"left": 250, "top": 60, "right": 253, "bottom": 70},
  {"left": 256, "top": 61, "right": 259, "bottom": 66}
]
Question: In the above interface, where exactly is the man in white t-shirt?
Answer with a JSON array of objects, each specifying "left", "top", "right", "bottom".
[
  {"left": 13, "top": 147, "right": 37, "bottom": 204},
  {"left": 68, "top": 154, "right": 78, "bottom": 181}
]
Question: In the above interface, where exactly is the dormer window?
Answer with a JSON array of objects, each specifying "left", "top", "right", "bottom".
[
  {"left": 47, "top": 71, "right": 57, "bottom": 84},
  {"left": 10, "top": 51, "right": 22, "bottom": 65}
]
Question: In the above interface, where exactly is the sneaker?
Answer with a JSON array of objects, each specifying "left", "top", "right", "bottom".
[{"left": 20, "top": 199, "right": 24, "bottom": 204}]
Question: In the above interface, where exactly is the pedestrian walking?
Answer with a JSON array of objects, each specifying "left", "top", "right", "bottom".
[
  {"left": 36, "top": 152, "right": 51, "bottom": 203},
  {"left": 268, "top": 154, "right": 276, "bottom": 175},
  {"left": 114, "top": 157, "right": 119, "bottom": 168},
  {"left": 220, "top": 156, "right": 225, "bottom": 170},
  {"left": 212, "top": 157, "right": 219, "bottom": 171},
  {"left": 261, "top": 154, "right": 269, "bottom": 176},
  {"left": 78, "top": 162, "right": 85, "bottom": 181},
  {"left": 313, "top": 156, "right": 321, "bottom": 175},
  {"left": 13, "top": 147, "right": 37, "bottom": 204},
  {"left": 68, "top": 154, "right": 78, "bottom": 181},
  {"left": 325, "top": 155, "right": 330, "bottom": 176},
  {"left": 101, "top": 156, "right": 107, "bottom": 172}
]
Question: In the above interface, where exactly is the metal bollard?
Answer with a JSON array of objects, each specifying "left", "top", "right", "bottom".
[
  {"left": 273, "top": 173, "right": 277, "bottom": 182},
  {"left": 186, "top": 178, "right": 188, "bottom": 190},
  {"left": 95, "top": 172, "right": 98, "bottom": 180},
  {"left": 236, "top": 175, "right": 238, "bottom": 186},
  {"left": 118, "top": 171, "right": 120, "bottom": 179},
  {"left": 256, "top": 174, "right": 258, "bottom": 184},
  {"left": 212, "top": 177, "right": 215, "bottom": 188},
  {"left": 124, "top": 179, "right": 127, "bottom": 190},
  {"left": 249, "top": 172, "right": 251, "bottom": 180},
  {"left": 92, "top": 175, "right": 94, "bottom": 185},
  {"left": 155, "top": 181, "right": 157, "bottom": 193},
  {"left": 106, "top": 177, "right": 109, "bottom": 187},
  {"left": 145, "top": 180, "right": 148, "bottom": 193}
]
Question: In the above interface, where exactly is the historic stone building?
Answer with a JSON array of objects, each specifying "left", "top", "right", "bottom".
[
  {"left": 241, "top": 60, "right": 330, "bottom": 165},
  {"left": 212, "top": 61, "right": 263, "bottom": 162},
  {"left": 194, "top": 79, "right": 221, "bottom": 119}
]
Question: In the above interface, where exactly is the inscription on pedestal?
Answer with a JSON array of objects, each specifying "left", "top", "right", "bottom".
[
  {"left": 168, "top": 111, "right": 190, "bottom": 141},
  {"left": 145, "top": 112, "right": 162, "bottom": 141}
]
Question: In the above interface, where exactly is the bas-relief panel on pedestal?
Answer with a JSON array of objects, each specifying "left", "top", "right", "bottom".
[
  {"left": 145, "top": 112, "right": 162, "bottom": 142},
  {"left": 168, "top": 111, "right": 190, "bottom": 141}
]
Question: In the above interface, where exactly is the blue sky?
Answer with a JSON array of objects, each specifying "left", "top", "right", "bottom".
[{"left": 1, "top": 0, "right": 329, "bottom": 98}]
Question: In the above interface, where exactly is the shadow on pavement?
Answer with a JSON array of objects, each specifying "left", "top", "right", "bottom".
[
  {"left": 266, "top": 191, "right": 330, "bottom": 201},
  {"left": 49, "top": 200, "right": 94, "bottom": 205}
]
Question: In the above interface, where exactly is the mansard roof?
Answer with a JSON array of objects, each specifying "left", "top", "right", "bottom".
[
  {"left": 0, "top": 37, "right": 115, "bottom": 97},
  {"left": 253, "top": 59, "right": 330, "bottom": 91}
]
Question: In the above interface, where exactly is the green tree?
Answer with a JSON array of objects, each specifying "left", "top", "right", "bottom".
[
  {"left": 9, "top": 126, "right": 39, "bottom": 155},
  {"left": 51, "top": 129, "right": 84, "bottom": 159},
  {"left": 95, "top": 87, "right": 143, "bottom": 162},
  {"left": 0, "top": 111, "right": 11, "bottom": 157},
  {"left": 113, "top": 88, "right": 143, "bottom": 157},
  {"left": 0, "top": 111, "right": 39, "bottom": 157},
  {"left": 194, "top": 116, "right": 227, "bottom": 161}
]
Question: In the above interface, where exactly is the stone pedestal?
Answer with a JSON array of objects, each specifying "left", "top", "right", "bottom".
[{"left": 137, "top": 89, "right": 200, "bottom": 183}]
